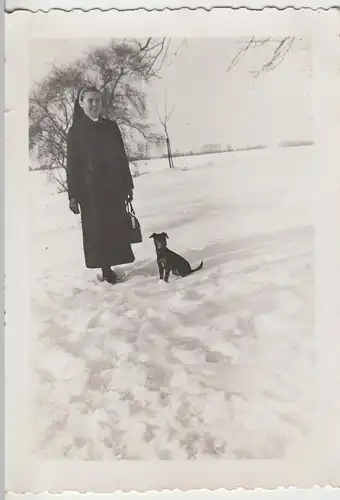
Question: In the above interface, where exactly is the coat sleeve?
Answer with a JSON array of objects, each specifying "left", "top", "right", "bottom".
[
  {"left": 113, "top": 122, "right": 134, "bottom": 194},
  {"left": 66, "top": 127, "right": 79, "bottom": 202}
]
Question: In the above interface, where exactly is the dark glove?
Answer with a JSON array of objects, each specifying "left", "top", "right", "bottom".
[
  {"left": 69, "top": 197, "right": 80, "bottom": 214},
  {"left": 126, "top": 191, "right": 133, "bottom": 203}
]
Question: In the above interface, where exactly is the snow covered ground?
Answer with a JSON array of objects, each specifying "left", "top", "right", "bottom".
[{"left": 30, "top": 146, "right": 316, "bottom": 460}]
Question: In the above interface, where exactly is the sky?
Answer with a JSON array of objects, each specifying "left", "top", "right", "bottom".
[{"left": 29, "top": 37, "right": 313, "bottom": 155}]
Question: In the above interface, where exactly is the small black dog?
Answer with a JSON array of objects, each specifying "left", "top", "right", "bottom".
[{"left": 150, "top": 232, "right": 203, "bottom": 282}]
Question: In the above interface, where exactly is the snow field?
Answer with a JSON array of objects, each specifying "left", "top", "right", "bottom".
[{"left": 31, "top": 147, "right": 315, "bottom": 460}]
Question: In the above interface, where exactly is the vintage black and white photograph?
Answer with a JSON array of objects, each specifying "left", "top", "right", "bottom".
[
  {"left": 6, "top": 4, "right": 340, "bottom": 493},
  {"left": 26, "top": 32, "right": 317, "bottom": 463}
]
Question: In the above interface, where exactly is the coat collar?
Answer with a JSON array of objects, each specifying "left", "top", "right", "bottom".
[{"left": 83, "top": 113, "right": 105, "bottom": 124}]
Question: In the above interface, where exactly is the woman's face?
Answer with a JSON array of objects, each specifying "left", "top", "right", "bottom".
[{"left": 80, "top": 91, "right": 102, "bottom": 120}]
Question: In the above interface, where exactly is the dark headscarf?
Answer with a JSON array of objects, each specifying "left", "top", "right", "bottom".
[{"left": 72, "top": 86, "right": 101, "bottom": 127}]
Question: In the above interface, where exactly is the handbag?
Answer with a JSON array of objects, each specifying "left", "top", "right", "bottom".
[{"left": 126, "top": 200, "right": 142, "bottom": 244}]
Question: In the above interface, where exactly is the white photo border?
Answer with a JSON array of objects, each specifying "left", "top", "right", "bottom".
[
  {"left": 5, "top": 0, "right": 340, "bottom": 13},
  {"left": 5, "top": 8, "right": 340, "bottom": 493}
]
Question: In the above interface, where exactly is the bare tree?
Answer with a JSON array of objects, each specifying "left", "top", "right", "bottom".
[
  {"left": 29, "top": 38, "right": 167, "bottom": 191},
  {"left": 158, "top": 97, "right": 176, "bottom": 169},
  {"left": 226, "top": 37, "right": 296, "bottom": 79}
]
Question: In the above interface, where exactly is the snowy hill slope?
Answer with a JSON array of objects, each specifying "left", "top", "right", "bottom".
[{"left": 30, "top": 146, "right": 316, "bottom": 460}]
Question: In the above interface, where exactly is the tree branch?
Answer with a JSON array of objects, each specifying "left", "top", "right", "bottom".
[
  {"left": 226, "top": 37, "right": 255, "bottom": 73},
  {"left": 226, "top": 36, "right": 296, "bottom": 78}
]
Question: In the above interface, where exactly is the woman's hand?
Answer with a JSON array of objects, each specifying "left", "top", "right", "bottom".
[{"left": 69, "top": 197, "right": 80, "bottom": 214}]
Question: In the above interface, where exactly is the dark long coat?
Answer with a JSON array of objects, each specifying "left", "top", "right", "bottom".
[{"left": 66, "top": 115, "right": 135, "bottom": 269}]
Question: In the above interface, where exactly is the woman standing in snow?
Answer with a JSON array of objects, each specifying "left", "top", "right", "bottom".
[{"left": 66, "top": 87, "right": 135, "bottom": 285}]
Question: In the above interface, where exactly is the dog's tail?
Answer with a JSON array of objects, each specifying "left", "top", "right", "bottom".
[{"left": 190, "top": 261, "right": 203, "bottom": 274}]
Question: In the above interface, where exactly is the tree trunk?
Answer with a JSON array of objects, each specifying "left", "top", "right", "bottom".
[{"left": 166, "top": 136, "right": 175, "bottom": 169}]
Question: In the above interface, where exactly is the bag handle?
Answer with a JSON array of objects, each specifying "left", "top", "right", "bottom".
[{"left": 126, "top": 200, "right": 135, "bottom": 215}]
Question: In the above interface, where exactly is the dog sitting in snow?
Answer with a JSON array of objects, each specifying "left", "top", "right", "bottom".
[{"left": 150, "top": 232, "right": 203, "bottom": 282}]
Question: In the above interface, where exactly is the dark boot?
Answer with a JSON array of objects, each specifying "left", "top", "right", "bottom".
[{"left": 101, "top": 267, "right": 117, "bottom": 285}]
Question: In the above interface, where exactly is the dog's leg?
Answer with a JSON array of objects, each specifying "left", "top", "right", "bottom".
[
  {"left": 164, "top": 267, "right": 171, "bottom": 282},
  {"left": 157, "top": 261, "right": 164, "bottom": 280}
]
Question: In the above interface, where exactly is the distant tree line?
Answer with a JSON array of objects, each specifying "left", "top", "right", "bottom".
[{"left": 29, "top": 139, "right": 314, "bottom": 172}]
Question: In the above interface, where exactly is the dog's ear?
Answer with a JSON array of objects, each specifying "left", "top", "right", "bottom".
[
  {"left": 163, "top": 232, "right": 169, "bottom": 239},
  {"left": 149, "top": 233, "right": 156, "bottom": 239}
]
